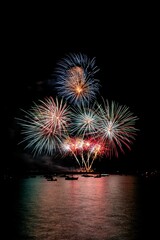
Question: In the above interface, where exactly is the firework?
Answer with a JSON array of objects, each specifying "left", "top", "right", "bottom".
[
  {"left": 96, "top": 98, "right": 139, "bottom": 158},
  {"left": 53, "top": 52, "right": 101, "bottom": 105},
  {"left": 16, "top": 96, "right": 71, "bottom": 156},
  {"left": 61, "top": 136, "right": 107, "bottom": 172},
  {"left": 57, "top": 97, "right": 138, "bottom": 171},
  {"left": 69, "top": 101, "right": 100, "bottom": 137},
  {"left": 16, "top": 52, "right": 139, "bottom": 172}
]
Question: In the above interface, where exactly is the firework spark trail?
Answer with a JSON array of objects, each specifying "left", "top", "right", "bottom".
[
  {"left": 16, "top": 52, "right": 139, "bottom": 172},
  {"left": 62, "top": 137, "right": 83, "bottom": 168},
  {"left": 96, "top": 97, "right": 139, "bottom": 158},
  {"left": 70, "top": 102, "right": 100, "bottom": 137},
  {"left": 53, "top": 53, "right": 101, "bottom": 106},
  {"left": 16, "top": 96, "right": 71, "bottom": 156},
  {"left": 61, "top": 137, "right": 107, "bottom": 172},
  {"left": 16, "top": 96, "right": 138, "bottom": 170},
  {"left": 62, "top": 137, "right": 91, "bottom": 171},
  {"left": 63, "top": 97, "right": 138, "bottom": 170}
]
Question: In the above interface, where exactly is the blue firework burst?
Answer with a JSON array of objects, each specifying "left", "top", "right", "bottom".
[{"left": 52, "top": 53, "right": 101, "bottom": 106}]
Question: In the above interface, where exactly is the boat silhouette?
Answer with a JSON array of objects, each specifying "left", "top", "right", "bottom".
[{"left": 65, "top": 175, "right": 78, "bottom": 180}]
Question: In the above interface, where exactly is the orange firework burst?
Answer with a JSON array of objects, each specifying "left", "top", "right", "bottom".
[
  {"left": 67, "top": 66, "right": 89, "bottom": 101},
  {"left": 53, "top": 53, "right": 101, "bottom": 105}
]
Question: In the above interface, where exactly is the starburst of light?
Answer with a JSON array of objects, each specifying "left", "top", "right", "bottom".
[
  {"left": 69, "top": 102, "right": 100, "bottom": 137},
  {"left": 96, "top": 98, "right": 139, "bottom": 157},
  {"left": 16, "top": 52, "right": 139, "bottom": 172},
  {"left": 53, "top": 53, "right": 101, "bottom": 105},
  {"left": 16, "top": 96, "right": 71, "bottom": 156},
  {"left": 61, "top": 136, "right": 107, "bottom": 172}
]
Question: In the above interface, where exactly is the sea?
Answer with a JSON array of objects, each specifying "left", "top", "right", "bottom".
[{"left": 1, "top": 173, "right": 160, "bottom": 240}]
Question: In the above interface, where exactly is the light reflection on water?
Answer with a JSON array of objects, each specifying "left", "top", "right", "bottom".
[{"left": 2, "top": 175, "right": 160, "bottom": 239}]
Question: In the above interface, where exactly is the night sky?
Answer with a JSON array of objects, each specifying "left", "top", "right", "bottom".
[{"left": 2, "top": 9, "right": 159, "bottom": 174}]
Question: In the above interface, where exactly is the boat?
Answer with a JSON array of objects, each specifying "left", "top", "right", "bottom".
[
  {"left": 81, "top": 174, "right": 94, "bottom": 177},
  {"left": 94, "top": 174, "right": 101, "bottom": 178},
  {"left": 52, "top": 177, "right": 57, "bottom": 181},
  {"left": 47, "top": 176, "right": 57, "bottom": 181},
  {"left": 65, "top": 175, "right": 78, "bottom": 180}
]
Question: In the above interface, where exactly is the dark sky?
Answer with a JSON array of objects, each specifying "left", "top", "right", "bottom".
[{"left": 2, "top": 8, "right": 159, "bottom": 173}]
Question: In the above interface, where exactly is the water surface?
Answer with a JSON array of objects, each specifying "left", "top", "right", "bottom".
[{"left": 1, "top": 174, "right": 159, "bottom": 239}]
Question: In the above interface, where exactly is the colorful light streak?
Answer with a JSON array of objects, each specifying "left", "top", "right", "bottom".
[
  {"left": 16, "top": 96, "right": 71, "bottom": 156},
  {"left": 16, "top": 53, "right": 139, "bottom": 172},
  {"left": 53, "top": 53, "right": 101, "bottom": 106},
  {"left": 96, "top": 98, "right": 139, "bottom": 158},
  {"left": 62, "top": 137, "right": 107, "bottom": 172}
]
